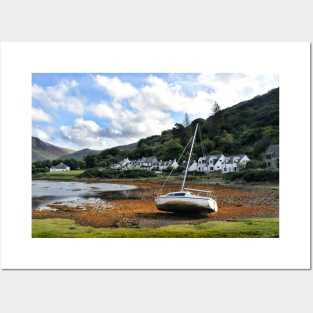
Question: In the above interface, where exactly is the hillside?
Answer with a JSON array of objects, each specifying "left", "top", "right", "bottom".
[
  {"left": 96, "top": 88, "right": 279, "bottom": 164},
  {"left": 115, "top": 142, "right": 137, "bottom": 151},
  {"left": 32, "top": 137, "right": 74, "bottom": 161},
  {"left": 61, "top": 148, "right": 100, "bottom": 161}
]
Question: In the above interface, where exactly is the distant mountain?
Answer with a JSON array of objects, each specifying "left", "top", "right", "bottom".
[
  {"left": 32, "top": 137, "right": 74, "bottom": 161},
  {"left": 61, "top": 148, "right": 100, "bottom": 161},
  {"left": 115, "top": 142, "right": 137, "bottom": 151}
]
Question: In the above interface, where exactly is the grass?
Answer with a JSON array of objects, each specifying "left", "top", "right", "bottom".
[
  {"left": 32, "top": 217, "right": 279, "bottom": 238},
  {"left": 33, "top": 170, "right": 84, "bottom": 181}
]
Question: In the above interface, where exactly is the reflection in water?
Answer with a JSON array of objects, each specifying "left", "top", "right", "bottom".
[{"left": 32, "top": 180, "right": 136, "bottom": 209}]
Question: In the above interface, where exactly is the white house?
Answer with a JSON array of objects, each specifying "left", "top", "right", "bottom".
[
  {"left": 188, "top": 160, "right": 198, "bottom": 172},
  {"left": 197, "top": 154, "right": 225, "bottom": 173},
  {"left": 50, "top": 162, "right": 70, "bottom": 172},
  {"left": 192, "top": 154, "right": 250, "bottom": 173},
  {"left": 171, "top": 159, "right": 179, "bottom": 170},
  {"left": 222, "top": 155, "right": 250, "bottom": 173}
]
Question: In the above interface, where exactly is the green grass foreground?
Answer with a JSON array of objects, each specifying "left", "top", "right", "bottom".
[
  {"left": 32, "top": 217, "right": 279, "bottom": 238},
  {"left": 33, "top": 170, "right": 84, "bottom": 180}
]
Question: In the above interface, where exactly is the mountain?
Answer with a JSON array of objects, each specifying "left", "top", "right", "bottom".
[
  {"left": 95, "top": 88, "right": 279, "bottom": 163},
  {"left": 115, "top": 142, "right": 137, "bottom": 151},
  {"left": 60, "top": 148, "right": 100, "bottom": 161},
  {"left": 32, "top": 137, "right": 74, "bottom": 161}
]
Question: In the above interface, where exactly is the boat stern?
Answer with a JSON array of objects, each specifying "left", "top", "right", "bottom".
[{"left": 208, "top": 198, "right": 218, "bottom": 212}]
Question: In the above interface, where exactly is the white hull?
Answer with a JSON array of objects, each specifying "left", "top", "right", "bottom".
[{"left": 155, "top": 194, "right": 218, "bottom": 214}]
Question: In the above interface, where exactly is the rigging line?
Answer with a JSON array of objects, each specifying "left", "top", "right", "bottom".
[{"left": 158, "top": 135, "right": 193, "bottom": 194}]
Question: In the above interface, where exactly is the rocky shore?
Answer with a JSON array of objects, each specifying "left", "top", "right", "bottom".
[{"left": 32, "top": 179, "right": 279, "bottom": 228}]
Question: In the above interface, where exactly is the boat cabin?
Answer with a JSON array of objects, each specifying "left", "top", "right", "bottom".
[{"left": 166, "top": 192, "right": 192, "bottom": 197}]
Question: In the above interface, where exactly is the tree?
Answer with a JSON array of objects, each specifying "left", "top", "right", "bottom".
[
  {"left": 212, "top": 101, "right": 220, "bottom": 115},
  {"left": 85, "top": 155, "right": 97, "bottom": 168},
  {"left": 183, "top": 113, "right": 190, "bottom": 127},
  {"left": 163, "top": 140, "right": 183, "bottom": 160}
]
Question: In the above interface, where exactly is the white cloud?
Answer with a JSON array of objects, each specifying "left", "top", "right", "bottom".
[
  {"left": 89, "top": 75, "right": 217, "bottom": 146},
  {"left": 129, "top": 75, "right": 214, "bottom": 119},
  {"left": 32, "top": 107, "right": 52, "bottom": 123},
  {"left": 32, "top": 80, "right": 84, "bottom": 115},
  {"left": 60, "top": 118, "right": 107, "bottom": 149},
  {"left": 95, "top": 75, "right": 138, "bottom": 100},
  {"left": 197, "top": 73, "right": 279, "bottom": 109},
  {"left": 90, "top": 101, "right": 174, "bottom": 145},
  {"left": 89, "top": 103, "right": 115, "bottom": 119},
  {"left": 32, "top": 127, "right": 50, "bottom": 141}
]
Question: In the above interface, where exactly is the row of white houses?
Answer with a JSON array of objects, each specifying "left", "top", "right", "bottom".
[
  {"left": 112, "top": 154, "right": 250, "bottom": 173},
  {"left": 111, "top": 157, "right": 179, "bottom": 171},
  {"left": 188, "top": 154, "right": 250, "bottom": 173}
]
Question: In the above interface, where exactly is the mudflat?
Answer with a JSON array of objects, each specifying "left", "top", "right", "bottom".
[{"left": 32, "top": 179, "right": 279, "bottom": 229}]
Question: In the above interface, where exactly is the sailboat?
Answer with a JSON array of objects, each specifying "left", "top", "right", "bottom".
[{"left": 155, "top": 123, "right": 218, "bottom": 214}]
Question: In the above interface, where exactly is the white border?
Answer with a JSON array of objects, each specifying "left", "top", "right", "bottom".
[{"left": 0, "top": 42, "right": 310, "bottom": 269}]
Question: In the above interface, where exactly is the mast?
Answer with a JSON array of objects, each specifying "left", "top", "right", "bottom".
[{"left": 181, "top": 123, "right": 198, "bottom": 191}]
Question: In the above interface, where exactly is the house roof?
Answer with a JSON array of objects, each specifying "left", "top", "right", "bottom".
[
  {"left": 199, "top": 154, "right": 223, "bottom": 165},
  {"left": 51, "top": 162, "right": 69, "bottom": 169},
  {"left": 225, "top": 155, "right": 249, "bottom": 163}
]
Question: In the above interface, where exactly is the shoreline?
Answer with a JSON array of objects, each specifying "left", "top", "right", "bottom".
[{"left": 32, "top": 178, "right": 279, "bottom": 229}]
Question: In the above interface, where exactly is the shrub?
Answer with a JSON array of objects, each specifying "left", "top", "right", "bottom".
[
  {"left": 224, "top": 169, "right": 279, "bottom": 183},
  {"left": 79, "top": 168, "right": 156, "bottom": 179}
]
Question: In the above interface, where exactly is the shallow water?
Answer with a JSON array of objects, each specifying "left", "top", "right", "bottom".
[{"left": 32, "top": 180, "right": 136, "bottom": 209}]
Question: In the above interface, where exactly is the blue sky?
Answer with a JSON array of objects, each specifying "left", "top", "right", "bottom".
[{"left": 32, "top": 73, "right": 279, "bottom": 150}]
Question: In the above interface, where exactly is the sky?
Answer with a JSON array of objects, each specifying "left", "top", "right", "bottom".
[{"left": 32, "top": 73, "right": 279, "bottom": 151}]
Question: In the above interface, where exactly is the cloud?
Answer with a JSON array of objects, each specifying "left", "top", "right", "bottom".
[
  {"left": 32, "top": 127, "right": 50, "bottom": 141},
  {"left": 32, "top": 80, "right": 84, "bottom": 115},
  {"left": 32, "top": 107, "right": 52, "bottom": 123},
  {"left": 89, "top": 101, "right": 174, "bottom": 144},
  {"left": 60, "top": 118, "right": 107, "bottom": 149},
  {"left": 129, "top": 75, "right": 215, "bottom": 119},
  {"left": 95, "top": 75, "right": 138, "bottom": 100},
  {"left": 197, "top": 73, "right": 279, "bottom": 108},
  {"left": 89, "top": 75, "right": 217, "bottom": 146}
]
